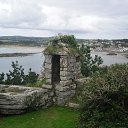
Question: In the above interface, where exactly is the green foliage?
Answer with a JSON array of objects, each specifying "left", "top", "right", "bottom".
[
  {"left": 45, "top": 45, "right": 59, "bottom": 54},
  {"left": 5, "top": 61, "right": 25, "bottom": 85},
  {"left": 26, "top": 79, "right": 45, "bottom": 88},
  {"left": 0, "top": 72, "right": 5, "bottom": 84},
  {"left": 0, "top": 106, "right": 79, "bottom": 128},
  {"left": 80, "top": 45, "right": 103, "bottom": 77},
  {"left": 45, "top": 34, "right": 79, "bottom": 54},
  {"left": 0, "top": 61, "right": 39, "bottom": 85},
  {"left": 78, "top": 63, "right": 128, "bottom": 128},
  {"left": 68, "top": 48, "right": 79, "bottom": 56},
  {"left": 56, "top": 34, "right": 78, "bottom": 48},
  {"left": 25, "top": 68, "right": 39, "bottom": 84}
]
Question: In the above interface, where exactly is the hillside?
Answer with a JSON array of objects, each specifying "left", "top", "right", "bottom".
[{"left": 0, "top": 36, "right": 52, "bottom": 46}]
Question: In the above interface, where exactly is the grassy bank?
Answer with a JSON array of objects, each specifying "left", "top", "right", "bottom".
[{"left": 0, "top": 106, "right": 79, "bottom": 128}]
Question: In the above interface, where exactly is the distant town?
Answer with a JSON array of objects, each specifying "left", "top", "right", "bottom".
[{"left": 84, "top": 39, "right": 128, "bottom": 52}]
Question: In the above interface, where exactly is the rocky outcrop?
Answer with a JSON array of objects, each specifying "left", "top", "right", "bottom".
[{"left": 0, "top": 85, "right": 53, "bottom": 115}]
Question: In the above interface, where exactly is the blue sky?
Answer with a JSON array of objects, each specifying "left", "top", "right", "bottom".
[{"left": 0, "top": 0, "right": 128, "bottom": 39}]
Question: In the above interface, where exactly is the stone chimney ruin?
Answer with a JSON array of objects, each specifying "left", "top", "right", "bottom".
[{"left": 42, "top": 35, "right": 81, "bottom": 105}]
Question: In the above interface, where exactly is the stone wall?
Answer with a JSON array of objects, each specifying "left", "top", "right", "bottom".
[
  {"left": 43, "top": 54, "right": 52, "bottom": 84},
  {"left": 0, "top": 85, "right": 53, "bottom": 115},
  {"left": 43, "top": 54, "right": 81, "bottom": 105}
]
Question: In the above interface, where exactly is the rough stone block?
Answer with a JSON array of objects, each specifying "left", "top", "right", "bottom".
[
  {"left": 69, "top": 58, "right": 76, "bottom": 63},
  {"left": 55, "top": 85, "right": 69, "bottom": 92},
  {"left": 42, "top": 84, "right": 53, "bottom": 89},
  {"left": 60, "top": 80, "right": 72, "bottom": 86},
  {"left": 45, "top": 55, "right": 52, "bottom": 64},
  {"left": 0, "top": 85, "right": 52, "bottom": 115},
  {"left": 45, "top": 79, "right": 51, "bottom": 84},
  {"left": 49, "top": 91, "right": 54, "bottom": 97},
  {"left": 60, "top": 67, "right": 68, "bottom": 71},
  {"left": 56, "top": 91, "right": 71, "bottom": 98},
  {"left": 70, "top": 84, "right": 76, "bottom": 89},
  {"left": 68, "top": 102, "right": 80, "bottom": 109},
  {"left": 70, "top": 90, "right": 76, "bottom": 97},
  {"left": 60, "top": 76, "right": 68, "bottom": 81},
  {"left": 44, "top": 68, "right": 52, "bottom": 74},
  {"left": 60, "top": 56, "right": 68, "bottom": 67},
  {"left": 44, "top": 72, "right": 51, "bottom": 79},
  {"left": 44, "top": 63, "right": 52, "bottom": 70},
  {"left": 60, "top": 71, "right": 71, "bottom": 76}
]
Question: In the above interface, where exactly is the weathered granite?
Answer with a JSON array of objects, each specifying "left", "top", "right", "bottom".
[
  {"left": 42, "top": 39, "right": 81, "bottom": 106},
  {"left": 68, "top": 102, "right": 80, "bottom": 109},
  {"left": 42, "top": 84, "right": 53, "bottom": 89},
  {"left": 44, "top": 55, "right": 52, "bottom": 64},
  {"left": 43, "top": 53, "right": 81, "bottom": 105},
  {"left": 0, "top": 85, "right": 52, "bottom": 115}
]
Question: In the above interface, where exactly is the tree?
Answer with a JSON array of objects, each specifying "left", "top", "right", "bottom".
[
  {"left": 5, "top": 61, "right": 25, "bottom": 85},
  {"left": 0, "top": 72, "right": 5, "bottom": 84},
  {"left": 0, "top": 61, "right": 39, "bottom": 85},
  {"left": 80, "top": 45, "right": 103, "bottom": 77}
]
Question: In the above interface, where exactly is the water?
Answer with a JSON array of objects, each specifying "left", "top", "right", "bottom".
[
  {"left": 0, "top": 46, "right": 128, "bottom": 74},
  {"left": 91, "top": 52, "right": 128, "bottom": 66},
  {"left": 0, "top": 46, "right": 44, "bottom": 74}
]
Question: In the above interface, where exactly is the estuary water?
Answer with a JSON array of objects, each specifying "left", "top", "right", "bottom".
[
  {"left": 0, "top": 46, "right": 128, "bottom": 74},
  {"left": 0, "top": 46, "right": 44, "bottom": 74},
  {"left": 91, "top": 51, "right": 128, "bottom": 66}
]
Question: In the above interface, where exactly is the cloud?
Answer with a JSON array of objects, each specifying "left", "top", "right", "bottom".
[{"left": 0, "top": 0, "right": 128, "bottom": 38}]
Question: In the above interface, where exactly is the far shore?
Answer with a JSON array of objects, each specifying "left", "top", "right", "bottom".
[
  {"left": 0, "top": 52, "right": 41, "bottom": 57},
  {"left": 0, "top": 44, "right": 45, "bottom": 49},
  {"left": 0, "top": 44, "right": 46, "bottom": 52},
  {"left": 0, "top": 45, "right": 46, "bottom": 57}
]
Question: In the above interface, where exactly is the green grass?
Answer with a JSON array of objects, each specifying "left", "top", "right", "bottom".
[{"left": 0, "top": 106, "right": 79, "bottom": 128}]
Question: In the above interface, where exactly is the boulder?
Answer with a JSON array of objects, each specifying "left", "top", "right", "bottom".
[{"left": 0, "top": 85, "right": 51, "bottom": 115}]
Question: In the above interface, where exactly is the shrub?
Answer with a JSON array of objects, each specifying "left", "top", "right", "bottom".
[
  {"left": 0, "top": 61, "right": 39, "bottom": 86},
  {"left": 26, "top": 79, "right": 45, "bottom": 88},
  {"left": 44, "top": 34, "right": 79, "bottom": 54},
  {"left": 78, "top": 63, "right": 128, "bottom": 128},
  {"left": 57, "top": 34, "right": 78, "bottom": 48},
  {"left": 25, "top": 68, "right": 39, "bottom": 84}
]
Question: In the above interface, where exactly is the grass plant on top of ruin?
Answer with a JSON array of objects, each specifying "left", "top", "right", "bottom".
[{"left": 44, "top": 34, "right": 80, "bottom": 56}]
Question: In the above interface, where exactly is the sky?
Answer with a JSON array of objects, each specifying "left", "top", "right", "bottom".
[{"left": 0, "top": 0, "right": 128, "bottom": 39}]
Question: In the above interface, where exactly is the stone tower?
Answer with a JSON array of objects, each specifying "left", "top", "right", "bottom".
[{"left": 42, "top": 36, "right": 81, "bottom": 105}]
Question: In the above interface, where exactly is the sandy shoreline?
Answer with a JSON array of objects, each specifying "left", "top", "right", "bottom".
[{"left": 0, "top": 45, "right": 46, "bottom": 53}]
